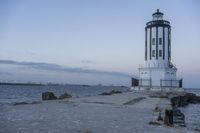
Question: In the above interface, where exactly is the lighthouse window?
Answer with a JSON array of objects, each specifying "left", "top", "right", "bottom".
[
  {"left": 159, "top": 38, "right": 162, "bottom": 45},
  {"left": 166, "top": 72, "right": 170, "bottom": 74},
  {"left": 152, "top": 38, "right": 155, "bottom": 45},
  {"left": 152, "top": 50, "right": 155, "bottom": 57},
  {"left": 159, "top": 50, "right": 162, "bottom": 57}
]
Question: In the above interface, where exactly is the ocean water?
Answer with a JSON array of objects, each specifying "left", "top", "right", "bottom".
[{"left": 0, "top": 85, "right": 129, "bottom": 104}]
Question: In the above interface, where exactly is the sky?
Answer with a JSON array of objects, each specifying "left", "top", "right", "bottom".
[{"left": 0, "top": 0, "right": 200, "bottom": 87}]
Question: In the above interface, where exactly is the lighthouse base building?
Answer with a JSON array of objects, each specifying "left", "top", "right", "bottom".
[
  {"left": 138, "top": 64, "right": 181, "bottom": 91},
  {"left": 132, "top": 9, "right": 183, "bottom": 91}
]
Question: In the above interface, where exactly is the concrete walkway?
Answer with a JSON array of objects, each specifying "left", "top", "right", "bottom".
[{"left": 0, "top": 91, "right": 197, "bottom": 133}]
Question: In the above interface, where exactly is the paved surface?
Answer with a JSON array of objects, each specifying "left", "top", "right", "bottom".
[{"left": 0, "top": 92, "right": 197, "bottom": 133}]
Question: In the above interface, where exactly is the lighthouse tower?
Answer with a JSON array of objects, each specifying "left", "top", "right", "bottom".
[{"left": 137, "top": 9, "right": 182, "bottom": 90}]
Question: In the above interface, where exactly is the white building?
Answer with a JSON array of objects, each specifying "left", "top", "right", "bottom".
[{"left": 132, "top": 9, "right": 183, "bottom": 91}]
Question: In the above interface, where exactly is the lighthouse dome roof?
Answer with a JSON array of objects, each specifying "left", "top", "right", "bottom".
[{"left": 152, "top": 9, "right": 164, "bottom": 16}]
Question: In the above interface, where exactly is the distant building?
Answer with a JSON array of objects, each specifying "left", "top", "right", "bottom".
[{"left": 132, "top": 9, "right": 183, "bottom": 91}]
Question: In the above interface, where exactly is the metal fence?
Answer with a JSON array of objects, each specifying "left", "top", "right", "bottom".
[
  {"left": 160, "top": 79, "right": 182, "bottom": 88},
  {"left": 138, "top": 79, "right": 182, "bottom": 88},
  {"left": 139, "top": 79, "right": 152, "bottom": 87}
]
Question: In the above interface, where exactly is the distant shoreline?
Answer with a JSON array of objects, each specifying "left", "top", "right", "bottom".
[{"left": 0, "top": 82, "right": 44, "bottom": 86}]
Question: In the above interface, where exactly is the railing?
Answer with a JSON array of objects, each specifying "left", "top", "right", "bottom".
[
  {"left": 138, "top": 62, "right": 176, "bottom": 69},
  {"left": 146, "top": 20, "right": 170, "bottom": 26},
  {"left": 139, "top": 79, "right": 152, "bottom": 87},
  {"left": 160, "top": 79, "right": 182, "bottom": 88},
  {"left": 138, "top": 79, "right": 182, "bottom": 88}
]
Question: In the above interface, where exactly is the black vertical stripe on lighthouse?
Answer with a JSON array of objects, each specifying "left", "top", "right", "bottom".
[
  {"left": 170, "top": 28, "right": 171, "bottom": 59},
  {"left": 163, "top": 26, "right": 165, "bottom": 60},
  {"left": 168, "top": 27, "right": 170, "bottom": 60},
  {"left": 145, "top": 28, "right": 147, "bottom": 60},
  {"left": 156, "top": 26, "right": 158, "bottom": 59},
  {"left": 150, "top": 27, "right": 152, "bottom": 60}
]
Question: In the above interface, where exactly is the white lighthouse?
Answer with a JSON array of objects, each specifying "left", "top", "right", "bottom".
[{"left": 133, "top": 9, "right": 183, "bottom": 91}]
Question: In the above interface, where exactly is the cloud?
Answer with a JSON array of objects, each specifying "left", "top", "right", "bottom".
[
  {"left": 0, "top": 71, "right": 12, "bottom": 75},
  {"left": 81, "top": 60, "right": 94, "bottom": 64},
  {"left": 29, "top": 52, "right": 37, "bottom": 56},
  {"left": 0, "top": 59, "right": 132, "bottom": 77}
]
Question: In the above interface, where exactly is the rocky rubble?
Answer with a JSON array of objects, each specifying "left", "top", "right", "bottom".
[
  {"left": 170, "top": 92, "right": 200, "bottom": 108},
  {"left": 173, "top": 109, "right": 185, "bottom": 127},
  {"left": 42, "top": 92, "right": 57, "bottom": 100},
  {"left": 42, "top": 92, "right": 72, "bottom": 100},
  {"left": 149, "top": 91, "right": 200, "bottom": 107},
  {"left": 150, "top": 91, "right": 200, "bottom": 128},
  {"left": 59, "top": 93, "right": 72, "bottom": 99}
]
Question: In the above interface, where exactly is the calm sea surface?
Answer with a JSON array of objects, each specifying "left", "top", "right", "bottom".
[{"left": 0, "top": 85, "right": 129, "bottom": 104}]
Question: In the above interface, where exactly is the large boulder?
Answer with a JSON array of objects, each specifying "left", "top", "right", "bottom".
[
  {"left": 42, "top": 92, "right": 57, "bottom": 100},
  {"left": 99, "top": 90, "right": 122, "bottom": 95},
  {"left": 190, "top": 95, "right": 200, "bottom": 104},
  {"left": 59, "top": 93, "right": 72, "bottom": 99},
  {"left": 170, "top": 92, "right": 198, "bottom": 107}
]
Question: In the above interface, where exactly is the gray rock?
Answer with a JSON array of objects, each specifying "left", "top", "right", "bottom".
[
  {"left": 157, "top": 112, "right": 163, "bottom": 121},
  {"left": 42, "top": 92, "right": 57, "bottom": 100},
  {"left": 148, "top": 121, "right": 162, "bottom": 125},
  {"left": 173, "top": 109, "right": 185, "bottom": 127},
  {"left": 59, "top": 93, "right": 72, "bottom": 99},
  {"left": 123, "top": 97, "right": 146, "bottom": 105},
  {"left": 13, "top": 102, "right": 29, "bottom": 105},
  {"left": 13, "top": 101, "right": 41, "bottom": 105},
  {"left": 170, "top": 92, "right": 199, "bottom": 107},
  {"left": 99, "top": 90, "right": 122, "bottom": 95},
  {"left": 195, "top": 128, "right": 200, "bottom": 132},
  {"left": 191, "top": 96, "right": 200, "bottom": 104},
  {"left": 164, "top": 109, "right": 173, "bottom": 126}
]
